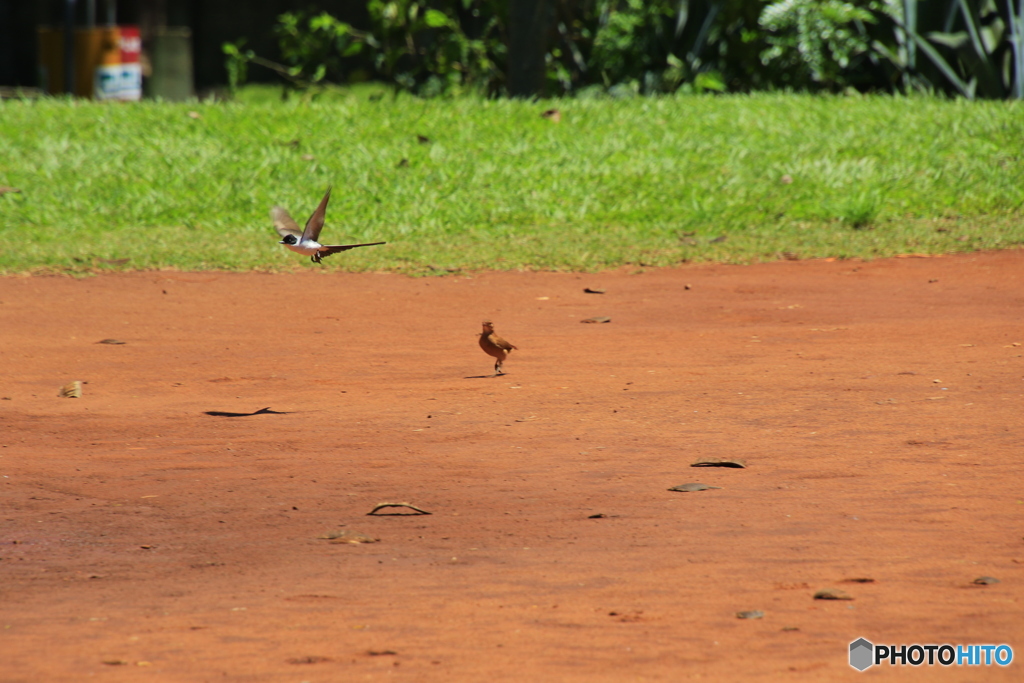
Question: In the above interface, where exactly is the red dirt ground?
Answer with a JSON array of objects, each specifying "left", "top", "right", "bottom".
[{"left": 1, "top": 251, "right": 1022, "bottom": 682}]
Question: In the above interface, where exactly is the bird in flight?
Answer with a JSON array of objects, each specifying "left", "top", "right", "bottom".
[
  {"left": 479, "top": 320, "right": 518, "bottom": 376},
  {"left": 271, "top": 187, "right": 385, "bottom": 263}
]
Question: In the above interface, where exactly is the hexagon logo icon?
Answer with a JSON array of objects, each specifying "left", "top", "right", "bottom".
[{"left": 849, "top": 638, "right": 874, "bottom": 671}]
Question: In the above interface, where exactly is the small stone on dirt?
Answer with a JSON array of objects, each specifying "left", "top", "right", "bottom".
[
  {"left": 58, "top": 381, "right": 82, "bottom": 398},
  {"left": 736, "top": 610, "right": 764, "bottom": 619},
  {"left": 318, "top": 530, "right": 379, "bottom": 544},
  {"left": 973, "top": 576, "right": 1000, "bottom": 585},
  {"left": 668, "top": 483, "right": 722, "bottom": 492},
  {"left": 581, "top": 316, "right": 611, "bottom": 323},
  {"left": 287, "top": 656, "right": 333, "bottom": 664},
  {"left": 97, "top": 338, "right": 126, "bottom": 345},
  {"left": 813, "top": 589, "right": 853, "bottom": 600},
  {"left": 584, "top": 288, "right": 605, "bottom": 294}
]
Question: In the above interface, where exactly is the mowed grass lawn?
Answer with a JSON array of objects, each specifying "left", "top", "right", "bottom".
[{"left": 1, "top": 88, "right": 1023, "bottom": 273}]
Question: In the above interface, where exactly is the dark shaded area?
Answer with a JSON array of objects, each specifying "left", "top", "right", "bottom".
[
  {"left": 2, "top": 1, "right": 369, "bottom": 91},
  {"left": 187, "top": 0, "right": 370, "bottom": 91},
  {"left": 0, "top": 0, "right": 44, "bottom": 88},
  {"left": 507, "top": 0, "right": 553, "bottom": 97},
  {"left": 204, "top": 407, "right": 288, "bottom": 417}
]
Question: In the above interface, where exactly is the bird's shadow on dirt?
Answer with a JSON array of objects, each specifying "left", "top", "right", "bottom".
[
  {"left": 204, "top": 407, "right": 290, "bottom": 417},
  {"left": 463, "top": 374, "right": 504, "bottom": 379}
]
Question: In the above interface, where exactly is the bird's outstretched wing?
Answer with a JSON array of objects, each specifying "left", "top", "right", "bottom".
[
  {"left": 302, "top": 186, "right": 332, "bottom": 242},
  {"left": 317, "top": 241, "right": 387, "bottom": 259},
  {"left": 270, "top": 206, "right": 302, "bottom": 238}
]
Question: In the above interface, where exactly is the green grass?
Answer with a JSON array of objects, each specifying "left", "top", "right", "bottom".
[{"left": 1, "top": 86, "right": 1023, "bottom": 274}]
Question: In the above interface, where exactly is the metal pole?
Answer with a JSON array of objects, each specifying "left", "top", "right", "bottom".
[{"left": 64, "top": 0, "right": 77, "bottom": 94}]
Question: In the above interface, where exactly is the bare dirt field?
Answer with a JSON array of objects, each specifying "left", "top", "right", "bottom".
[{"left": 1, "top": 251, "right": 1022, "bottom": 682}]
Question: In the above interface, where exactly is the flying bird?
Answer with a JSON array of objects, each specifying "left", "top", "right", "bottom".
[
  {"left": 272, "top": 187, "right": 385, "bottom": 263},
  {"left": 479, "top": 320, "right": 517, "bottom": 376}
]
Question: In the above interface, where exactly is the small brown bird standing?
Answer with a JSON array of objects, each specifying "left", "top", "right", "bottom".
[{"left": 479, "top": 320, "right": 517, "bottom": 376}]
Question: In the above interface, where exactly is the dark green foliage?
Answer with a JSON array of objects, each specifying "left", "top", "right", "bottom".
[
  {"left": 274, "top": 12, "right": 371, "bottom": 86},
  {"left": 885, "top": 0, "right": 1024, "bottom": 99},
  {"left": 223, "top": 12, "right": 374, "bottom": 94},
  {"left": 221, "top": 0, "right": 1022, "bottom": 98},
  {"left": 757, "top": 0, "right": 1024, "bottom": 97},
  {"left": 543, "top": 0, "right": 769, "bottom": 95},
  {"left": 223, "top": 1, "right": 777, "bottom": 96},
  {"left": 758, "top": 0, "right": 881, "bottom": 89},
  {"left": 365, "top": 0, "right": 507, "bottom": 96}
]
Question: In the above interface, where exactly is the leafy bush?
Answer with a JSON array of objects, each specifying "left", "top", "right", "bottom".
[
  {"left": 223, "top": 1, "right": 773, "bottom": 97},
  {"left": 758, "top": 0, "right": 880, "bottom": 89},
  {"left": 221, "top": 0, "right": 1022, "bottom": 98},
  {"left": 366, "top": 0, "right": 506, "bottom": 95},
  {"left": 545, "top": 0, "right": 763, "bottom": 95},
  {"left": 223, "top": 12, "right": 373, "bottom": 94},
  {"left": 275, "top": 11, "right": 371, "bottom": 86},
  {"left": 883, "top": 0, "right": 1024, "bottom": 99}
]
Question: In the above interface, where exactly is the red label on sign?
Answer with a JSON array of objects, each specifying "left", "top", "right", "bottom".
[{"left": 119, "top": 25, "right": 140, "bottom": 63}]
